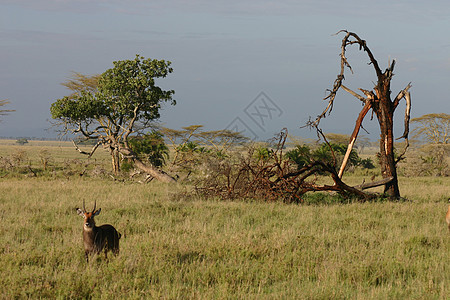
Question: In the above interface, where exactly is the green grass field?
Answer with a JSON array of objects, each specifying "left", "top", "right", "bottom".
[{"left": 0, "top": 141, "right": 449, "bottom": 299}]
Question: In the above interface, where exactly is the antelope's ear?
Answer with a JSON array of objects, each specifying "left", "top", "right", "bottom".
[
  {"left": 76, "top": 208, "right": 85, "bottom": 217},
  {"left": 93, "top": 208, "right": 101, "bottom": 216}
]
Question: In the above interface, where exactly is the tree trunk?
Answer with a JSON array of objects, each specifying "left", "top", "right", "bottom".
[
  {"left": 373, "top": 78, "right": 400, "bottom": 198},
  {"left": 111, "top": 149, "right": 120, "bottom": 176}
]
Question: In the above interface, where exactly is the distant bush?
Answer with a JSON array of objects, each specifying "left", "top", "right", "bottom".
[
  {"left": 15, "top": 138, "right": 28, "bottom": 145},
  {"left": 74, "top": 138, "right": 99, "bottom": 146}
]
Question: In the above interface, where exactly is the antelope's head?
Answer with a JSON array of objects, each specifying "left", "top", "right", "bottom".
[{"left": 77, "top": 200, "right": 101, "bottom": 230}]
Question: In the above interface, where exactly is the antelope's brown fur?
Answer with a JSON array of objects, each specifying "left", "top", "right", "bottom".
[{"left": 77, "top": 201, "right": 121, "bottom": 262}]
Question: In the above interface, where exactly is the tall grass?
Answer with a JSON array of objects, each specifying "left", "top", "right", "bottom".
[{"left": 0, "top": 177, "right": 448, "bottom": 299}]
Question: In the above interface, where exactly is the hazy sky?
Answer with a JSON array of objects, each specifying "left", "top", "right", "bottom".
[{"left": 1, "top": 0, "right": 449, "bottom": 140}]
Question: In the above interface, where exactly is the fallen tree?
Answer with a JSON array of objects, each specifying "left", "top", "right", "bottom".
[{"left": 194, "top": 128, "right": 393, "bottom": 203}]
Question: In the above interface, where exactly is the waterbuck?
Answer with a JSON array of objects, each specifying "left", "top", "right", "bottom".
[{"left": 76, "top": 200, "right": 121, "bottom": 262}]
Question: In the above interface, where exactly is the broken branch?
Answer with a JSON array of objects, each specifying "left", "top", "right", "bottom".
[
  {"left": 338, "top": 101, "right": 372, "bottom": 178},
  {"left": 341, "top": 85, "right": 366, "bottom": 102},
  {"left": 312, "top": 31, "right": 382, "bottom": 127},
  {"left": 72, "top": 139, "right": 102, "bottom": 158},
  {"left": 354, "top": 176, "right": 394, "bottom": 190}
]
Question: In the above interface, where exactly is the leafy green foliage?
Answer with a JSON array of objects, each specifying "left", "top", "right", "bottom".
[
  {"left": 175, "top": 141, "right": 206, "bottom": 153},
  {"left": 359, "top": 158, "right": 375, "bottom": 169},
  {"left": 97, "top": 55, "right": 175, "bottom": 122},
  {"left": 128, "top": 131, "right": 169, "bottom": 167},
  {"left": 315, "top": 143, "right": 358, "bottom": 166},
  {"left": 285, "top": 145, "right": 311, "bottom": 168},
  {"left": 253, "top": 146, "right": 271, "bottom": 162},
  {"left": 286, "top": 143, "right": 374, "bottom": 171},
  {"left": 50, "top": 92, "right": 105, "bottom": 122},
  {"left": 51, "top": 55, "right": 175, "bottom": 126}
]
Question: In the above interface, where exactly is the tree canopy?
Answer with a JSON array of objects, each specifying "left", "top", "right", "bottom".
[{"left": 51, "top": 55, "right": 175, "bottom": 138}]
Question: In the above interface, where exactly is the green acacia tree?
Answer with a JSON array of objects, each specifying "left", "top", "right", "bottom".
[{"left": 51, "top": 55, "right": 176, "bottom": 182}]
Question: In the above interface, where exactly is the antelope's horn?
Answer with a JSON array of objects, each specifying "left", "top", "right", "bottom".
[
  {"left": 92, "top": 200, "right": 96, "bottom": 213},
  {"left": 83, "top": 199, "right": 86, "bottom": 212}
]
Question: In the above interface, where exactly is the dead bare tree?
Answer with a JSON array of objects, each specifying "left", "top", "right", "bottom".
[{"left": 310, "top": 30, "right": 411, "bottom": 198}]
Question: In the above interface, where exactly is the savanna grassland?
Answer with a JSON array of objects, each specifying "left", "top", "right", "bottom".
[{"left": 0, "top": 140, "right": 449, "bottom": 299}]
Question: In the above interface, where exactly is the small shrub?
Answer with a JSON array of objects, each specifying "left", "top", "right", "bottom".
[
  {"left": 38, "top": 149, "right": 52, "bottom": 171},
  {"left": 399, "top": 144, "right": 449, "bottom": 177},
  {"left": 359, "top": 158, "right": 375, "bottom": 169},
  {"left": 285, "top": 145, "right": 311, "bottom": 169},
  {"left": 120, "top": 160, "right": 134, "bottom": 173},
  {"left": 286, "top": 143, "right": 374, "bottom": 172},
  {"left": 254, "top": 146, "right": 271, "bottom": 162},
  {"left": 128, "top": 131, "right": 169, "bottom": 168},
  {"left": 11, "top": 150, "right": 28, "bottom": 167}
]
